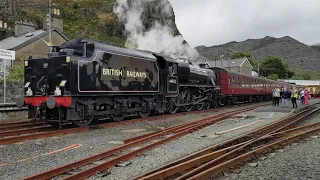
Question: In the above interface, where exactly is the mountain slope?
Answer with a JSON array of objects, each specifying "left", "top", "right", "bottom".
[
  {"left": 196, "top": 36, "right": 320, "bottom": 71},
  {"left": 311, "top": 45, "right": 320, "bottom": 52}
]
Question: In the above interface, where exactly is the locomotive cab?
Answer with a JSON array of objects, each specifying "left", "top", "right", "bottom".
[{"left": 150, "top": 52, "right": 178, "bottom": 95}]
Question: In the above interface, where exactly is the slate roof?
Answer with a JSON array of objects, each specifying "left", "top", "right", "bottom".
[
  {"left": 207, "top": 58, "right": 253, "bottom": 68},
  {"left": 0, "top": 27, "right": 68, "bottom": 50}
]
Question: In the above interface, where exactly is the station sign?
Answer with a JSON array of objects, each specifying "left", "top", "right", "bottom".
[{"left": 0, "top": 49, "right": 15, "bottom": 60}]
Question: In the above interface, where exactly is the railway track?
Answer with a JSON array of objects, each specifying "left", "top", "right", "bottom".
[
  {"left": 0, "top": 121, "right": 45, "bottom": 131},
  {"left": 133, "top": 103, "right": 320, "bottom": 180},
  {"left": 0, "top": 102, "right": 270, "bottom": 145},
  {"left": 22, "top": 104, "right": 269, "bottom": 180}
]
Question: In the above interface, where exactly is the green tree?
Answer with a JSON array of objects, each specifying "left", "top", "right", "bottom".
[
  {"left": 287, "top": 70, "right": 295, "bottom": 78},
  {"left": 260, "top": 56, "right": 288, "bottom": 79},
  {"left": 268, "top": 74, "right": 279, "bottom": 80},
  {"left": 283, "top": 64, "right": 294, "bottom": 78},
  {"left": 231, "top": 51, "right": 256, "bottom": 68},
  {"left": 302, "top": 73, "right": 312, "bottom": 80}
]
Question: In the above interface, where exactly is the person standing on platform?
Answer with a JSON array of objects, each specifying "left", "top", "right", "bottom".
[
  {"left": 304, "top": 88, "right": 310, "bottom": 105},
  {"left": 280, "top": 87, "right": 283, "bottom": 105},
  {"left": 272, "top": 88, "right": 276, "bottom": 106},
  {"left": 291, "top": 87, "right": 298, "bottom": 108},
  {"left": 274, "top": 87, "right": 281, "bottom": 106},
  {"left": 300, "top": 89, "right": 305, "bottom": 105},
  {"left": 282, "top": 87, "right": 288, "bottom": 108}
]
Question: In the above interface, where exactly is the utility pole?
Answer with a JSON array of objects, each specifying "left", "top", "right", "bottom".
[
  {"left": 48, "top": 0, "right": 52, "bottom": 46},
  {"left": 220, "top": 54, "right": 224, "bottom": 68}
]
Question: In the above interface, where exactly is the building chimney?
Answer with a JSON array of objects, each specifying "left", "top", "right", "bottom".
[{"left": 0, "top": 19, "right": 14, "bottom": 41}]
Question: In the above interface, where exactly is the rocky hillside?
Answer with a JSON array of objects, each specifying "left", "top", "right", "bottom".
[
  {"left": 58, "top": 0, "right": 184, "bottom": 47},
  {"left": 196, "top": 36, "right": 320, "bottom": 71},
  {"left": 3, "top": 0, "right": 182, "bottom": 47}
]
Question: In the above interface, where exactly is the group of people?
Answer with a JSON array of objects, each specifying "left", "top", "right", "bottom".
[{"left": 271, "top": 87, "right": 310, "bottom": 108}]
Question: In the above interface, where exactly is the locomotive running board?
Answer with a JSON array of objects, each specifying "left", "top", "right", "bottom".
[{"left": 176, "top": 96, "right": 208, "bottom": 107}]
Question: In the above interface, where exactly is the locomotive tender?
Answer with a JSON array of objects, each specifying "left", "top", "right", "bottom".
[{"left": 16, "top": 38, "right": 221, "bottom": 128}]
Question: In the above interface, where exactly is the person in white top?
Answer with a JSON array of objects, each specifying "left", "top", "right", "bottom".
[{"left": 300, "top": 89, "right": 305, "bottom": 104}]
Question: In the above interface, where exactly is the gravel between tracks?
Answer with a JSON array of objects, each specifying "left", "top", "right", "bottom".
[{"left": 0, "top": 103, "right": 265, "bottom": 180}]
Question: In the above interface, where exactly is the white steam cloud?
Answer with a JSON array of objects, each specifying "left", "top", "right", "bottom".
[{"left": 113, "top": 0, "right": 202, "bottom": 61}]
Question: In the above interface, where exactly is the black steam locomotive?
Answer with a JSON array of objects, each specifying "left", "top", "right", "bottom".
[{"left": 16, "top": 38, "right": 221, "bottom": 128}]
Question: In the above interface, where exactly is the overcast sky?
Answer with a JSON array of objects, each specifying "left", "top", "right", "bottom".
[{"left": 169, "top": 0, "right": 320, "bottom": 48}]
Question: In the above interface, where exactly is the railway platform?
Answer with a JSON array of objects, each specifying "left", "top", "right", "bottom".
[{"left": 254, "top": 99, "right": 320, "bottom": 113}]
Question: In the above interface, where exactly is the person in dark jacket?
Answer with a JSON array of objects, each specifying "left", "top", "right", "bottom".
[
  {"left": 291, "top": 87, "right": 298, "bottom": 108},
  {"left": 281, "top": 87, "right": 289, "bottom": 108}
]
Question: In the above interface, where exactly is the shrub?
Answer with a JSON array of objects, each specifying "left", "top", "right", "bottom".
[
  {"left": 268, "top": 74, "right": 279, "bottom": 80},
  {"left": 6, "top": 60, "right": 24, "bottom": 83}
]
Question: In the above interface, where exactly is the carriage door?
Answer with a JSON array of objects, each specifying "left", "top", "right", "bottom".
[{"left": 167, "top": 63, "right": 178, "bottom": 94}]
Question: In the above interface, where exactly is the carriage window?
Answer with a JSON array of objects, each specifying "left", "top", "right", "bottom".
[
  {"left": 229, "top": 77, "right": 231, "bottom": 84},
  {"left": 232, "top": 76, "right": 235, "bottom": 85}
]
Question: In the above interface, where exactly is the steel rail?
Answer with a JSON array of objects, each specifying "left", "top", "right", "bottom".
[
  {"left": 0, "top": 125, "right": 53, "bottom": 137},
  {"left": 0, "top": 120, "right": 32, "bottom": 126},
  {"left": 0, "top": 123, "right": 44, "bottom": 132},
  {"left": 0, "top": 127, "right": 89, "bottom": 145}
]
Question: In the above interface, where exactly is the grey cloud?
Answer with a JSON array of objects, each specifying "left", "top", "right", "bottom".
[{"left": 169, "top": 0, "right": 320, "bottom": 47}]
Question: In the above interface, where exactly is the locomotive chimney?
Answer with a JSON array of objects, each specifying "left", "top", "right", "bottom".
[{"left": 81, "top": 40, "right": 88, "bottom": 57}]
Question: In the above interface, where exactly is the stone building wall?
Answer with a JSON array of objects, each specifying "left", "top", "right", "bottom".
[{"left": 0, "top": 82, "right": 23, "bottom": 103}]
